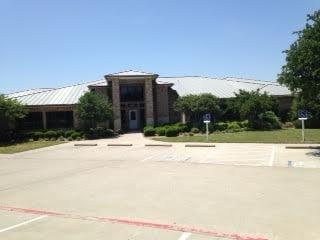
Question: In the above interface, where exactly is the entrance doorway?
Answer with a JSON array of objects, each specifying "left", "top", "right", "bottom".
[{"left": 128, "top": 109, "right": 138, "bottom": 130}]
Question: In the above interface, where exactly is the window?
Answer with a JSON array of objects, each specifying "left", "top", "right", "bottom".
[
  {"left": 18, "top": 112, "right": 43, "bottom": 129},
  {"left": 46, "top": 111, "right": 73, "bottom": 128},
  {"left": 120, "top": 85, "right": 144, "bottom": 101},
  {"left": 130, "top": 111, "right": 136, "bottom": 120}
]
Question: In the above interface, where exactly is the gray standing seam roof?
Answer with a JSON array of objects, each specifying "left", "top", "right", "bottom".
[
  {"left": 7, "top": 80, "right": 105, "bottom": 106},
  {"left": 7, "top": 76, "right": 290, "bottom": 106}
]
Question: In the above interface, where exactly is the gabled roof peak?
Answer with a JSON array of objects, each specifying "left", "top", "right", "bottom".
[{"left": 106, "top": 70, "right": 158, "bottom": 77}]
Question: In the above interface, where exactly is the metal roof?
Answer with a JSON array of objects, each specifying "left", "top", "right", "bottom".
[
  {"left": 7, "top": 80, "right": 105, "bottom": 106},
  {"left": 106, "top": 70, "right": 157, "bottom": 76},
  {"left": 158, "top": 76, "right": 291, "bottom": 98},
  {"left": 7, "top": 74, "right": 291, "bottom": 106},
  {"left": 6, "top": 88, "right": 55, "bottom": 98}
]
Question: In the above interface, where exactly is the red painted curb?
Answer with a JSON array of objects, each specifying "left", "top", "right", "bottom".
[{"left": 0, "top": 205, "right": 268, "bottom": 240}]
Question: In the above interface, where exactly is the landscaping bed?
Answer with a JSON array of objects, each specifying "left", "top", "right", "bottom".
[{"left": 153, "top": 129, "right": 320, "bottom": 144}]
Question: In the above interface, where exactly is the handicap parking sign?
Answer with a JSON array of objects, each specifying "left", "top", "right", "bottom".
[
  {"left": 298, "top": 110, "right": 307, "bottom": 119},
  {"left": 203, "top": 113, "right": 211, "bottom": 122}
]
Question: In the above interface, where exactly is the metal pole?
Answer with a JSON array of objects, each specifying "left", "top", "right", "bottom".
[
  {"left": 302, "top": 119, "right": 305, "bottom": 142},
  {"left": 206, "top": 122, "right": 209, "bottom": 142}
]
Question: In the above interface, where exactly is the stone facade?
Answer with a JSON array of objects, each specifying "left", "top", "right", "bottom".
[{"left": 18, "top": 71, "right": 292, "bottom": 131}]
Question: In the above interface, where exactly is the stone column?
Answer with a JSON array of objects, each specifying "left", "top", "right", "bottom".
[
  {"left": 112, "top": 79, "right": 121, "bottom": 130},
  {"left": 42, "top": 111, "right": 47, "bottom": 129},
  {"left": 73, "top": 110, "right": 80, "bottom": 129},
  {"left": 144, "top": 79, "right": 154, "bottom": 125}
]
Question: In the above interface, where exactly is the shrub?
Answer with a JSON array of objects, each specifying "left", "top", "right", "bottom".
[
  {"left": 174, "top": 122, "right": 189, "bottom": 133},
  {"left": 56, "top": 130, "right": 65, "bottom": 137},
  {"left": 238, "top": 120, "right": 249, "bottom": 128},
  {"left": 84, "top": 127, "right": 114, "bottom": 139},
  {"left": 215, "top": 122, "right": 228, "bottom": 131},
  {"left": 57, "top": 136, "right": 65, "bottom": 141},
  {"left": 44, "top": 130, "right": 57, "bottom": 139},
  {"left": 227, "top": 122, "right": 241, "bottom": 130},
  {"left": 165, "top": 127, "right": 179, "bottom": 137},
  {"left": 189, "top": 132, "right": 194, "bottom": 136},
  {"left": 282, "top": 122, "right": 295, "bottom": 129},
  {"left": 33, "top": 132, "right": 44, "bottom": 141},
  {"left": 143, "top": 126, "right": 156, "bottom": 136},
  {"left": 65, "top": 130, "right": 76, "bottom": 138},
  {"left": 259, "top": 111, "right": 281, "bottom": 130},
  {"left": 71, "top": 132, "right": 81, "bottom": 140},
  {"left": 155, "top": 127, "right": 166, "bottom": 136},
  {"left": 191, "top": 127, "right": 200, "bottom": 133}
]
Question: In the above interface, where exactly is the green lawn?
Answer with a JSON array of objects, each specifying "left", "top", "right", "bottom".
[
  {"left": 153, "top": 129, "right": 320, "bottom": 144},
  {"left": 0, "top": 141, "right": 64, "bottom": 154}
]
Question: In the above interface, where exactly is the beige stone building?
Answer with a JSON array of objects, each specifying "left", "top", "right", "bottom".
[{"left": 7, "top": 70, "right": 292, "bottom": 131}]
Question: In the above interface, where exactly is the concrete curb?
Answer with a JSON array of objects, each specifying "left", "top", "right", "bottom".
[
  {"left": 107, "top": 143, "right": 133, "bottom": 146},
  {"left": 185, "top": 144, "right": 215, "bottom": 147},
  {"left": 145, "top": 144, "right": 172, "bottom": 147},
  {"left": 74, "top": 143, "right": 98, "bottom": 146},
  {"left": 285, "top": 146, "right": 320, "bottom": 149}
]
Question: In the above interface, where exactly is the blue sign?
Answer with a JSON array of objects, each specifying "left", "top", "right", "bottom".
[
  {"left": 298, "top": 110, "right": 307, "bottom": 119},
  {"left": 203, "top": 113, "right": 211, "bottom": 122}
]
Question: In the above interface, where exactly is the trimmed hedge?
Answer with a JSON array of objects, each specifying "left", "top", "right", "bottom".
[
  {"left": 44, "top": 130, "right": 57, "bottom": 139},
  {"left": 155, "top": 127, "right": 166, "bottom": 136},
  {"left": 165, "top": 127, "right": 179, "bottom": 137},
  {"left": 191, "top": 127, "right": 200, "bottom": 133},
  {"left": 33, "top": 132, "right": 44, "bottom": 141},
  {"left": 71, "top": 132, "right": 81, "bottom": 140},
  {"left": 65, "top": 130, "right": 77, "bottom": 138},
  {"left": 143, "top": 126, "right": 156, "bottom": 136},
  {"left": 84, "top": 127, "right": 115, "bottom": 139}
]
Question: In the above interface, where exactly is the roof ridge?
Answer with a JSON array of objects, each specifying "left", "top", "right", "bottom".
[
  {"left": 107, "top": 69, "right": 156, "bottom": 76},
  {"left": 223, "top": 76, "right": 278, "bottom": 84},
  {"left": 6, "top": 87, "right": 55, "bottom": 96},
  {"left": 159, "top": 76, "right": 280, "bottom": 86},
  {"left": 11, "top": 79, "right": 104, "bottom": 99}
]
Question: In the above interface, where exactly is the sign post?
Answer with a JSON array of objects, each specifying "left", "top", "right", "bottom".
[
  {"left": 203, "top": 113, "right": 211, "bottom": 142},
  {"left": 298, "top": 110, "right": 308, "bottom": 142}
]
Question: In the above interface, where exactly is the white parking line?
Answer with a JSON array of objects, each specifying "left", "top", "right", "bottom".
[
  {"left": 178, "top": 232, "right": 192, "bottom": 240},
  {"left": 0, "top": 215, "right": 47, "bottom": 233},
  {"left": 269, "top": 145, "right": 276, "bottom": 167}
]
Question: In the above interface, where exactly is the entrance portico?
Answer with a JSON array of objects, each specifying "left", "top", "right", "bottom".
[{"left": 105, "top": 70, "right": 159, "bottom": 131}]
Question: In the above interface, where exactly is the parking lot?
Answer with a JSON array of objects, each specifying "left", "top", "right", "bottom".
[{"left": 1, "top": 134, "right": 320, "bottom": 240}]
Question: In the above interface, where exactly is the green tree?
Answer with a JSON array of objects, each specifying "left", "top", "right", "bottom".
[
  {"left": 0, "top": 94, "right": 27, "bottom": 141},
  {"left": 278, "top": 10, "right": 320, "bottom": 120},
  {"left": 233, "top": 90, "right": 279, "bottom": 129},
  {"left": 75, "top": 92, "right": 112, "bottom": 129},
  {"left": 174, "top": 93, "right": 220, "bottom": 125}
]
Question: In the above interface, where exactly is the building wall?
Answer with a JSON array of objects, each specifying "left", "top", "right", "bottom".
[
  {"left": 168, "top": 88, "right": 180, "bottom": 123},
  {"left": 155, "top": 84, "right": 170, "bottom": 124}
]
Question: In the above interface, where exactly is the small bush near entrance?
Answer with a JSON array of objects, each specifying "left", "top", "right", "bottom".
[
  {"left": 84, "top": 127, "right": 115, "bottom": 139},
  {"left": 143, "top": 126, "right": 156, "bottom": 136},
  {"left": 191, "top": 127, "right": 200, "bottom": 133},
  {"left": 155, "top": 127, "right": 166, "bottom": 136},
  {"left": 56, "top": 130, "right": 65, "bottom": 137},
  {"left": 44, "top": 130, "right": 58, "bottom": 139},
  {"left": 65, "top": 130, "right": 77, "bottom": 138},
  {"left": 165, "top": 127, "right": 179, "bottom": 137},
  {"left": 251, "top": 111, "right": 281, "bottom": 130},
  {"left": 214, "top": 122, "right": 228, "bottom": 131},
  {"left": 71, "top": 132, "right": 81, "bottom": 140},
  {"left": 33, "top": 132, "right": 44, "bottom": 141}
]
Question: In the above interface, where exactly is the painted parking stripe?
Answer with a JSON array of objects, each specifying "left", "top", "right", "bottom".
[
  {"left": 0, "top": 215, "right": 47, "bottom": 233},
  {"left": 178, "top": 232, "right": 192, "bottom": 240},
  {"left": 0, "top": 205, "right": 269, "bottom": 240},
  {"left": 269, "top": 145, "right": 276, "bottom": 167}
]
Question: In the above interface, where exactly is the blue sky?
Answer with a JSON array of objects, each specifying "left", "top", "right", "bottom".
[{"left": 0, "top": 0, "right": 319, "bottom": 93}]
